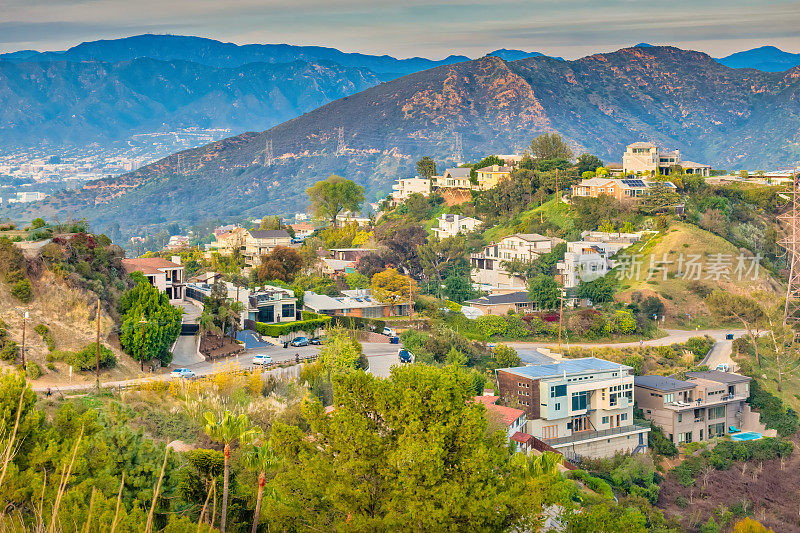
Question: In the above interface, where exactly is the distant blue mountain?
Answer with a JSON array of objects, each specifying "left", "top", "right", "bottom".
[
  {"left": 0, "top": 34, "right": 471, "bottom": 75},
  {"left": 633, "top": 43, "right": 654, "bottom": 48},
  {"left": 487, "top": 49, "right": 562, "bottom": 61},
  {"left": 716, "top": 45, "right": 800, "bottom": 72}
]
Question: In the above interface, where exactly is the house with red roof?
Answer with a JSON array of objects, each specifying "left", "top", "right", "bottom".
[
  {"left": 122, "top": 256, "right": 185, "bottom": 304},
  {"left": 474, "top": 395, "right": 527, "bottom": 439}
]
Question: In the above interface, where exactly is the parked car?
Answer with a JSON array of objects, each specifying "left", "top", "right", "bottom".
[
  {"left": 290, "top": 337, "right": 310, "bottom": 347},
  {"left": 382, "top": 327, "right": 397, "bottom": 337},
  {"left": 252, "top": 353, "right": 273, "bottom": 366},
  {"left": 715, "top": 363, "right": 730, "bottom": 372},
  {"left": 398, "top": 349, "right": 413, "bottom": 363},
  {"left": 171, "top": 368, "right": 195, "bottom": 379},
  {"left": 310, "top": 336, "right": 325, "bottom": 345}
]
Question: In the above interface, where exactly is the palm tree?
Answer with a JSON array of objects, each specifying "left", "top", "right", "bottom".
[
  {"left": 229, "top": 301, "right": 245, "bottom": 341},
  {"left": 197, "top": 310, "right": 222, "bottom": 350},
  {"left": 243, "top": 440, "right": 279, "bottom": 533},
  {"left": 203, "top": 411, "right": 260, "bottom": 533}
]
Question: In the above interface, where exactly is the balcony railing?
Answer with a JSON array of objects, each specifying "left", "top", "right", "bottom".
[{"left": 541, "top": 424, "right": 649, "bottom": 447}]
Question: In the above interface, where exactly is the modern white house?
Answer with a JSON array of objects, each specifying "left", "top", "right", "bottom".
[
  {"left": 121, "top": 257, "right": 185, "bottom": 304},
  {"left": 185, "top": 280, "right": 298, "bottom": 325},
  {"left": 470, "top": 233, "right": 564, "bottom": 290},
  {"left": 431, "top": 213, "right": 482, "bottom": 239},
  {"left": 391, "top": 176, "right": 432, "bottom": 204},
  {"left": 496, "top": 358, "right": 650, "bottom": 460}
]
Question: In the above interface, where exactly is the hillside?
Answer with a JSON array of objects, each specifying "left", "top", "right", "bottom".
[
  {"left": 8, "top": 45, "right": 800, "bottom": 237},
  {"left": 0, "top": 33, "right": 471, "bottom": 75},
  {"left": 0, "top": 57, "right": 387, "bottom": 146},
  {"left": 717, "top": 45, "right": 800, "bottom": 72}
]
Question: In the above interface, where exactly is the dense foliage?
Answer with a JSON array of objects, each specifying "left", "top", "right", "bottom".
[{"left": 118, "top": 276, "right": 182, "bottom": 367}]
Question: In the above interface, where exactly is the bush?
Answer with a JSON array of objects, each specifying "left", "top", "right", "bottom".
[
  {"left": 255, "top": 316, "right": 331, "bottom": 338},
  {"left": 675, "top": 496, "right": 689, "bottom": 509},
  {"left": 10, "top": 279, "right": 33, "bottom": 302},
  {"left": 34, "top": 324, "right": 56, "bottom": 351},
  {"left": 51, "top": 344, "right": 117, "bottom": 370},
  {"left": 747, "top": 379, "right": 799, "bottom": 437},
  {"left": 571, "top": 469, "right": 614, "bottom": 499},
  {"left": 46, "top": 362, "right": 55, "bottom": 371},
  {"left": 0, "top": 341, "right": 18, "bottom": 362},
  {"left": 329, "top": 315, "right": 385, "bottom": 333},
  {"left": 25, "top": 362, "right": 42, "bottom": 379}
]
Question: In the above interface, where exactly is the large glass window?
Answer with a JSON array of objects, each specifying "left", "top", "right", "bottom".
[
  {"left": 550, "top": 385, "right": 567, "bottom": 398},
  {"left": 282, "top": 304, "right": 295, "bottom": 318},
  {"left": 571, "top": 391, "right": 587, "bottom": 411}
]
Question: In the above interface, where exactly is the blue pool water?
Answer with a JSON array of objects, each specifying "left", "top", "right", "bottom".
[{"left": 731, "top": 432, "right": 763, "bottom": 441}]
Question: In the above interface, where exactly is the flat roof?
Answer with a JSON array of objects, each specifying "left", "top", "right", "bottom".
[
  {"left": 635, "top": 375, "right": 696, "bottom": 392},
  {"left": 686, "top": 370, "right": 751, "bottom": 385},
  {"left": 499, "top": 357, "right": 631, "bottom": 380}
]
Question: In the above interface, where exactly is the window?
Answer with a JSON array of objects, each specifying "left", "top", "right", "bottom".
[
  {"left": 602, "top": 416, "right": 609, "bottom": 424},
  {"left": 620, "top": 413, "right": 628, "bottom": 421},
  {"left": 709, "top": 406, "right": 726, "bottom": 420},
  {"left": 677, "top": 413, "right": 682, "bottom": 423},
  {"left": 571, "top": 391, "right": 587, "bottom": 411},
  {"left": 664, "top": 393, "right": 674, "bottom": 404},
  {"left": 550, "top": 385, "right": 567, "bottom": 398},
  {"left": 281, "top": 303, "right": 295, "bottom": 318}
]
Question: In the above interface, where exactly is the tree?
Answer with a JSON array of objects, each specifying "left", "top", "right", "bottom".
[
  {"left": 765, "top": 306, "right": 800, "bottom": 392},
  {"left": 371, "top": 269, "right": 418, "bottom": 312},
  {"left": 640, "top": 182, "right": 680, "bottom": 214},
  {"left": 357, "top": 252, "right": 387, "bottom": 278},
  {"left": 494, "top": 344, "right": 521, "bottom": 367},
  {"left": 732, "top": 518, "right": 774, "bottom": 533},
  {"left": 577, "top": 275, "right": 617, "bottom": 304},
  {"left": 319, "top": 327, "right": 365, "bottom": 374},
  {"left": 257, "top": 246, "right": 303, "bottom": 282},
  {"left": 30, "top": 217, "right": 46, "bottom": 229},
  {"left": 344, "top": 272, "right": 370, "bottom": 290},
  {"left": 202, "top": 411, "right": 260, "bottom": 533},
  {"left": 443, "top": 274, "right": 475, "bottom": 303},
  {"left": 706, "top": 290, "right": 766, "bottom": 366},
  {"left": 527, "top": 274, "right": 560, "bottom": 311},
  {"left": 576, "top": 153, "right": 605, "bottom": 174},
  {"left": 374, "top": 220, "right": 428, "bottom": 276},
  {"left": 243, "top": 440, "right": 279, "bottom": 533},
  {"left": 529, "top": 133, "right": 573, "bottom": 161},
  {"left": 267, "top": 364, "right": 562, "bottom": 530},
  {"left": 418, "top": 235, "right": 467, "bottom": 294},
  {"left": 119, "top": 278, "right": 182, "bottom": 368},
  {"left": 640, "top": 296, "right": 665, "bottom": 318},
  {"left": 306, "top": 175, "right": 365, "bottom": 228},
  {"left": 416, "top": 156, "right": 437, "bottom": 179}
]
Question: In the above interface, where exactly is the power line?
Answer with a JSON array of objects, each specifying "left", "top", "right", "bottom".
[
  {"left": 453, "top": 132, "right": 463, "bottom": 164},
  {"left": 778, "top": 166, "right": 800, "bottom": 325},
  {"left": 336, "top": 126, "right": 346, "bottom": 156}
]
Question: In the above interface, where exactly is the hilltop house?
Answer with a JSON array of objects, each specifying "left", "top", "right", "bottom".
[
  {"left": 475, "top": 164, "right": 513, "bottom": 190},
  {"left": 635, "top": 371, "right": 753, "bottom": 445},
  {"left": 431, "top": 213, "right": 482, "bottom": 239},
  {"left": 496, "top": 358, "right": 649, "bottom": 459},
  {"left": 622, "top": 142, "right": 710, "bottom": 177},
  {"left": 433, "top": 168, "right": 472, "bottom": 189},
  {"left": 186, "top": 280, "right": 298, "bottom": 325},
  {"left": 470, "top": 233, "right": 564, "bottom": 290},
  {"left": 121, "top": 257, "right": 185, "bottom": 304},
  {"left": 463, "top": 291, "right": 534, "bottom": 315},
  {"left": 391, "top": 176, "right": 432, "bottom": 204},
  {"left": 571, "top": 177, "right": 677, "bottom": 202},
  {"left": 290, "top": 222, "right": 316, "bottom": 240}
]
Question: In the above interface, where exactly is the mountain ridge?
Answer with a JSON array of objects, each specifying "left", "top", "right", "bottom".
[{"left": 9, "top": 45, "right": 800, "bottom": 238}]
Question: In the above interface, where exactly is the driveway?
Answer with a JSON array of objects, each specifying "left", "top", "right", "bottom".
[
  {"left": 171, "top": 335, "right": 204, "bottom": 366},
  {"left": 238, "top": 329, "right": 274, "bottom": 349}
]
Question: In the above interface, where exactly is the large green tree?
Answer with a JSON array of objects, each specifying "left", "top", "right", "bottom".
[
  {"left": 118, "top": 278, "right": 182, "bottom": 369},
  {"left": 305, "top": 175, "right": 365, "bottom": 228},
  {"left": 527, "top": 274, "right": 561, "bottom": 311},
  {"left": 416, "top": 156, "right": 437, "bottom": 179},
  {"left": 267, "top": 364, "right": 562, "bottom": 530},
  {"left": 529, "top": 133, "right": 574, "bottom": 162}
]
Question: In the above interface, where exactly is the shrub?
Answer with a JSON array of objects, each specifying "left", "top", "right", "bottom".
[
  {"left": 10, "top": 279, "right": 33, "bottom": 302},
  {"left": 25, "top": 362, "right": 42, "bottom": 379},
  {"left": 0, "top": 341, "right": 18, "bottom": 362},
  {"left": 255, "top": 316, "right": 331, "bottom": 338},
  {"left": 676, "top": 496, "right": 689, "bottom": 509},
  {"left": 51, "top": 344, "right": 117, "bottom": 370},
  {"left": 329, "top": 315, "right": 384, "bottom": 333},
  {"left": 571, "top": 469, "right": 614, "bottom": 499},
  {"left": 747, "top": 380, "right": 799, "bottom": 437},
  {"left": 46, "top": 362, "right": 55, "bottom": 371},
  {"left": 34, "top": 324, "right": 56, "bottom": 351}
]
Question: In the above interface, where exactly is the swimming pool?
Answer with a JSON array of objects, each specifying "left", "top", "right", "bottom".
[{"left": 731, "top": 432, "right": 763, "bottom": 441}]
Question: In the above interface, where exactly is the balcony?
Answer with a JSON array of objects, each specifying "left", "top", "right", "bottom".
[
  {"left": 662, "top": 393, "right": 748, "bottom": 411},
  {"left": 541, "top": 424, "right": 650, "bottom": 448}
]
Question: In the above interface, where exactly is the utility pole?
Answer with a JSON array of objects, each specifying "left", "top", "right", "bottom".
[
  {"left": 95, "top": 299, "right": 101, "bottom": 389},
  {"left": 557, "top": 289, "right": 565, "bottom": 350},
  {"left": 779, "top": 166, "right": 800, "bottom": 325},
  {"left": 555, "top": 168, "right": 559, "bottom": 203},
  {"left": 21, "top": 310, "right": 28, "bottom": 368}
]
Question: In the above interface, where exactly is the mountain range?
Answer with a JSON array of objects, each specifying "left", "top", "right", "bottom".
[
  {"left": 0, "top": 35, "right": 797, "bottom": 148},
  {"left": 9, "top": 45, "right": 800, "bottom": 239}
]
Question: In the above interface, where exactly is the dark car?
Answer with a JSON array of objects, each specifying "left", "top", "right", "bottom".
[
  {"left": 310, "top": 336, "right": 325, "bottom": 345},
  {"left": 398, "top": 349, "right": 413, "bottom": 363},
  {"left": 290, "top": 336, "right": 309, "bottom": 347}
]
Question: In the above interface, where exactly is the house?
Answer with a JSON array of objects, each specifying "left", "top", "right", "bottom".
[
  {"left": 474, "top": 395, "right": 527, "bottom": 439},
  {"left": 622, "top": 142, "right": 710, "bottom": 177},
  {"left": 475, "top": 164, "right": 512, "bottom": 190},
  {"left": 432, "top": 168, "right": 472, "bottom": 189},
  {"left": 242, "top": 229, "right": 292, "bottom": 268},
  {"left": 330, "top": 248, "right": 377, "bottom": 262},
  {"left": 290, "top": 223, "right": 316, "bottom": 240},
  {"left": 571, "top": 177, "right": 677, "bottom": 202},
  {"left": 303, "top": 289, "right": 410, "bottom": 318},
  {"left": 557, "top": 240, "right": 630, "bottom": 289},
  {"left": 635, "top": 371, "right": 753, "bottom": 445},
  {"left": 431, "top": 213, "right": 482, "bottom": 239},
  {"left": 121, "top": 257, "right": 185, "bottom": 304},
  {"left": 320, "top": 258, "right": 356, "bottom": 277},
  {"left": 463, "top": 291, "right": 534, "bottom": 315},
  {"left": 185, "top": 280, "right": 297, "bottom": 325},
  {"left": 391, "top": 177, "right": 432, "bottom": 204},
  {"left": 336, "top": 211, "right": 371, "bottom": 226},
  {"left": 211, "top": 226, "right": 249, "bottom": 255},
  {"left": 166, "top": 235, "right": 190, "bottom": 250},
  {"left": 495, "top": 358, "right": 649, "bottom": 459},
  {"left": 580, "top": 230, "right": 645, "bottom": 245},
  {"left": 470, "top": 233, "right": 564, "bottom": 290}
]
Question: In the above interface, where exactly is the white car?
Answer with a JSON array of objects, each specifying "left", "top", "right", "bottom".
[
  {"left": 382, "top": 327, "right": 397, "bottom": 337},
  {"left": 252, "top": 353, "right": 273, "bottom": 366},
  {"left": 715, "top": 363, "right": 730, "bottom": 372},
  {"left": 171, "top": 368, "right": 195, "bottom": 379}
]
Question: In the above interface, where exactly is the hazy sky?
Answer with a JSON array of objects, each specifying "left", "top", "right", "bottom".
[{"left": 1, "top": 0, "right": 798, "bottom": 58}]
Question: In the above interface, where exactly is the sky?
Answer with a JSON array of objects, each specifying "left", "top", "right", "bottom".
[{"left": 0, "top": 0, "right": 798, "bottom": 59}]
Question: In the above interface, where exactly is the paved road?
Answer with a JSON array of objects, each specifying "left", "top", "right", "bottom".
[
  {"left": 506, "top": 329, "right": 749, "bottom": 351},
  {"left": 171, "top": 335, "right": 204, "bottom": 366},
  {"left": 33, "top": 342, "right": 401, "bottom": 393}
]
